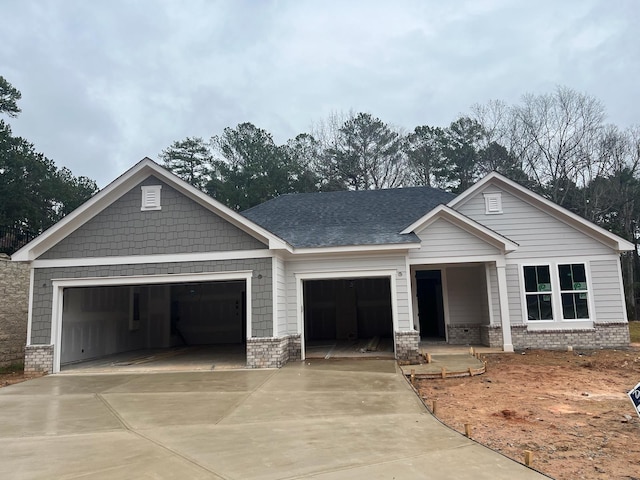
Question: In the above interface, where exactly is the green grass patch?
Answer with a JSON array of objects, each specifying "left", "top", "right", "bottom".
[
  {"left": 0, "top": 362, "right": 24, "bottom": 374},
  {"left": 629, "top": 321, "right": 640, "bottom": 343}
]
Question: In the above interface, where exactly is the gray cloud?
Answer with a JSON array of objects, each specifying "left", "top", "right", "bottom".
[{"left": 1, "top": 0, "right": 638, "bottom": 187}]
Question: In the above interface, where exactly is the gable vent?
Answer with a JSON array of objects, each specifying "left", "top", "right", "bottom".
[
  {"left": 141, "top": 185, "right": 162, "bottom": 211},
  {"left": 484, "top": 192, "right": 502, "bottom": 214}
]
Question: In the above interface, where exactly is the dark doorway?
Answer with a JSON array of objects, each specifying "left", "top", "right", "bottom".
[
  {"left": 416, "top": 270, "right": 446, "bottom": 340},
  {"left": 303, "top": 278, "right": 393, "bottom": 342}
]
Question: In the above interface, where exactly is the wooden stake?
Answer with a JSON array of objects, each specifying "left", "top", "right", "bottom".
[
  {"left": 468, "top": 366, "right": 474, "bottom": 376},
  {"left": 410, "top": 369, "right": 415, "bottom": 385},
  {"left": 469, "top": 347, "right": 474, "bottom": 355},
  {"left": 441, "top": 367, "right": 447, "bottom": 379},
  {"left": 524, "top": 450, "right": 533, "bottom": 467},
  {"left": 426, "top": 352, "right": 432, "bottom": 364},
  {"left": 432, "top": 400, "right": 437, "bottom": 415},
  {"left": 464, "top": 423, "right": 472, "bottom": 438}
]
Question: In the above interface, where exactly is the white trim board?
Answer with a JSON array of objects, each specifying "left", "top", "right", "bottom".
[
  {"left": 49, "top": 270, "right": 253, "bottom": 373},
  {"left": 32, "top": 249, "right": 273, "bottom": 268}
]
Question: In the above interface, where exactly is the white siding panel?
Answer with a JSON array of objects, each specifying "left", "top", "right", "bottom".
[
  {"left": 445, "top": 266, "right": 487, "bottom": 325},
  {"left": 273, "top": 256, "right": 288, "bottom": 334},
  {"left": 590, "top": 258, "right": 626, "bottom": 322},
  {"left": 457, "top": 188, "right": 612, "bottom": 258},
  {"left": 410, "top": 218, "right": 499, "bottom": 261},
  {"left": 506, "top": 264, "right": 523, "bottom": 324}
]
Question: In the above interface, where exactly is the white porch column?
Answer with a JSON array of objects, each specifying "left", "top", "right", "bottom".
[{"left": 496, "top": 260, "right": 514, "bottom": 352}]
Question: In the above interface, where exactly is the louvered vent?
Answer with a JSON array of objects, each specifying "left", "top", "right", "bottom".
[
  {"left": 141, "top": 185, "right": 162, "bottom": 211},
  {"left": 484, "top": 192, "right": 502, "bottom": 214}
]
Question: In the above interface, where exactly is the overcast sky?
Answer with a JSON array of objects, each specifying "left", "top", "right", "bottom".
[{"left": 2, "top": 0, "right": 638, "bottom": 187}]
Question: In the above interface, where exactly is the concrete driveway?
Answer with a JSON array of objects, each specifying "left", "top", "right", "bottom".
[{"left": 0, "top": 359, "right": 548, "bottom": 479}]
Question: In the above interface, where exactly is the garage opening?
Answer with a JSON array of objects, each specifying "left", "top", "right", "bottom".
[
  {"left": 303, "top": 278, "right": 394, "bottom": 358},
  {"left": 60, "top": 280, "right": 246, "bottom": 370}
]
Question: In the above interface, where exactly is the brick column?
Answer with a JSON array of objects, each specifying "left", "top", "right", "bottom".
[
  {"left": 24, "top": 345, "right": 54, "bottom": 374},
  {"left": 395, "top": 330, "right": 420, "bottom": 363}
]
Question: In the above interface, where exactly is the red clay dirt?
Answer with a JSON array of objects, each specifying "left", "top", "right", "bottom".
[{"left": 416, "top": 347, "right": 640, "bottom": 480}]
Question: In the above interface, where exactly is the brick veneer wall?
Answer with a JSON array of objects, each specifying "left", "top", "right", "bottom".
[
  {"left": 480, "top": 325, "right": 503, "bottom": 347},
  {"left": 24, "top": 345, "right": 54, "bottom": 374},
  {"left": 480, "top": 323, "right": 629, "bottom": 350},
  {"left": 447, "top": 324, "right": 482, "bottom": 345},
  {"left": 246, "top": 335, "right": 301, "bottom": 368},
  {"left": 511, "top": 323, "right": 630, "bottom": 349},
  {"left": 395, "top": 330, "right": 420, "bottom": 362},
  {"left": 0, "top": 255, "right": 29, "bottom": 367}
]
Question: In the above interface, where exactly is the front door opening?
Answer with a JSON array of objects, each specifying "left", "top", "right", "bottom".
[
  {"left": 416, "top": 270, "right": 446, "bottom": 340},
  {"left": 304, "top": 278, "right": 393, "bottom": 356}
]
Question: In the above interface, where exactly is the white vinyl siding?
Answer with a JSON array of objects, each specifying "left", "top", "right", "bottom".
[
  {"left": 590, "top": 258, "right": 627, "bottom": 323},
  {"left": 273, "top": 256, "right": 288, "bottom": 334},
  {"left": 456, "top": 188, "right": 612, "bottom": 258},
  {"left": 410, "top": 218, "right": 500, "bottom": 261},
  {"left": 445, "top": 265, "right": 488, "bottom": 325},
  {"left": 506, "top": 264, "right": 524, "bottom": 325}
]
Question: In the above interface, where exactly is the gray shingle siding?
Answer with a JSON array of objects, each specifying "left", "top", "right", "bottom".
[
  {"left": 30, "top": 258, "right": 273, "bottom": 344},
  {"left": 39, "top": 176, "right": 266, "bottom": 259}
]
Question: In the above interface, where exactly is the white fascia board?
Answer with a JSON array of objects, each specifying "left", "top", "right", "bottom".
[
  {"left": 449, "top": 172, "right": 635, "bottom": 252},
  {"left": 289, "top": 242, "right": 421, "bottom": 256},
  {"left": 401, "top": 204, "right": 519, "bottom": 253},
  {"left": 12, "top": 158, "right": 290, "bottom": 261}
]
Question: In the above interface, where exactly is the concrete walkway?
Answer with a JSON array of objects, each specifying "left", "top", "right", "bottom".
[{"left": 0, "top": 359, "right": 549, "bottom": 479}]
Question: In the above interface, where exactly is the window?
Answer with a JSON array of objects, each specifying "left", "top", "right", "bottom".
[
  {"left": 523, "top": 265, "right": 553, "bottom": 320},
  {"left": 522, "top": 262, "right": 590, "bottom": 323},
  {"left": 558, "top": 264, "right": 589, "bottom": 319},
  {"left": 484, "top": 192, "right": 502, "bottom": 214},
  {"left": 141, "top": 185, "right": 162, "bottom": 211}
]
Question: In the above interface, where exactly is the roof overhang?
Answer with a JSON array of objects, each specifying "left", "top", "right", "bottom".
[
  {"left": 448, "top": 172, "right": 635, "bottom": 253},
  {"left": 401, "top": 204, "right": 519, "bottom": 254},
  {"left": 11, "top": 158, "right": 290, "bottom": 261},
  {"left": 287, "top": 242, "right": 422, "bottom": 256}
]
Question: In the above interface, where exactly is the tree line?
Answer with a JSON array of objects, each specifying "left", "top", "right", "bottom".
[
  {"left": 0, "top": 76, "right": 97, "bottom": 253},
  {"left": 160, "top": 86, "right": 639, "bottom": 318},
  {"left": 161, "top": 86, "right": 639, "bottom": 242},
  {"left": 1, "top": 75, "right": 637, "bottom": 317}
]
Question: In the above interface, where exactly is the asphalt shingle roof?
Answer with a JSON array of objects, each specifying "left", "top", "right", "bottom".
[{"left": 241, "top": 186, "right": 456, "bottom": 248}]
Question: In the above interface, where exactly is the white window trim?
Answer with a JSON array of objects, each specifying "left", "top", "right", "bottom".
[
  {"left": 141, "top": 185, "right": 162, "bottom": 211},
  {"left": 519, "top": 260, "right": 593, "bottom": 329},
  {"left": 483, "top": 192, "right": 503, "bottom": 214}
]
